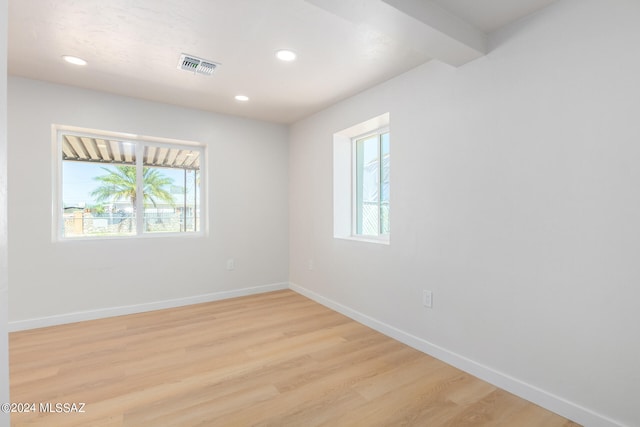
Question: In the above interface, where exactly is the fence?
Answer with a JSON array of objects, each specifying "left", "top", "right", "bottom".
[
  {"left": 360, "top": 202, "right": 390, "bottom": 235},
  {"left": 63, "top": 210, "right": 198, "bottom": 237}
]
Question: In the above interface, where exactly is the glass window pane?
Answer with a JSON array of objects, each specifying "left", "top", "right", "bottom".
[
  {"left": 59, "top": 132, "right": 204, "bottom": 239},
  {"left": 142, "top": 146, "right": 200, "bottom": 233},
  {"left": 356, "top": 135, "right": 380, "bottom": 236},
  {"left": 380, "top": 132, "right": 390, "bottom": 234},
  {"left": 62, "top": 162, "right": 136, "bottom": 237}
]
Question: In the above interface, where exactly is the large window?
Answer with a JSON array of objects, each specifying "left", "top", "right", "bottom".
[
  {"left": 55, "top": 127, "right": 204, "bottom": 239},
  {"left": 354, "top": 130, "right": 390, "bottom": 237}
]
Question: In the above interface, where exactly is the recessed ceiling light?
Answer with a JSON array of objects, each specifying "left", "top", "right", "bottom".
[
  {"left": 235, "top": 95, "right": 250, "bottom": 102},
  {"left": 62, "top": 55, "right": 87, "bottom": 66},
  {"left": 276, "top": 49, "right": 297, "bottom": 62}
]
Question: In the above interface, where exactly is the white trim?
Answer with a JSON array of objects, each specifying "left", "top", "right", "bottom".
[
  {"left": 135, "top": 142, "right": 144, "bottom": 235},
  {"left": 334, "top": 235, "right": 390, "bottom": 245},
  {"left": 53, "top": 124, "right": 206, "bottom": 148},
  {"left": 288, "top": 282, "right": 626, "bottom": 427},
  {"left": 52, "top": 125, "right": 64, "bottom": 241},
  {"left": 54, "top": 230, "right": 206, "bottom": 242},
  {"left": 8, "top": 282, "right": 288, "bottom": 332},
  {"left": 351, "top": 126, "right": 390, "bottom": 144},
  {"left": 334, "top": 113, "right": 390, "bottom": 139}
]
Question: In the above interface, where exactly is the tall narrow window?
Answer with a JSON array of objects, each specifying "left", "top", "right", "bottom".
[
  {"left": 56, "top": 127, "right": 204, "bottom": 239},
  {"left": 354, "top": 129, "right": 389, "bottom": 237}
]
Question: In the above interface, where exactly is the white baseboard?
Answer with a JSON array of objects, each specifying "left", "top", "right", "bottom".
[
  {"left": 289, "top": 282, "right": 624, "bottom": 427},
  {"left": 8, "top": 282, "right": 289, "bottom": 332}
]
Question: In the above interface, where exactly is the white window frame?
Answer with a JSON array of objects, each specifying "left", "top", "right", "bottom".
[
  {"left": 333, "top": 113, "right": 390, "bottom": 245},
  {"left": 52, "top": 125, "right": 207, "bottom": 241},
  {"left": 351, "top": 128, "right": 389, "bottom": 238}
]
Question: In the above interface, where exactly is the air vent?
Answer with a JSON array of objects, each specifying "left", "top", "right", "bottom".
[
  {"left": 197, "top": 61, "right": 217, "bottom": 76},
  {"left": 177, "top": 54, "right": 220, "bottom": 76}
]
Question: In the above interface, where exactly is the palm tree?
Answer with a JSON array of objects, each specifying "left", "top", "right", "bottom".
[{"left": 90, "top": 165, "right": 175, "bottom": 212}]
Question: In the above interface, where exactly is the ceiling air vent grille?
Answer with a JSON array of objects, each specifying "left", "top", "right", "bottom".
[
  {"left": 178, "top": 54, "right": 220, "bottom": 76},
  {"left": 197, "top": 61, "right": 217, "bottom": 76}
]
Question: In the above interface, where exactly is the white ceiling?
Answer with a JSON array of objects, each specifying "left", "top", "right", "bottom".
[{"left": 7, "top": 0, "right": 557, "bottom": 124}]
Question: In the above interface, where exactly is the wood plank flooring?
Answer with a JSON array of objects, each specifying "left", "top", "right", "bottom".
[{"left": 9, "top": 290, "right": 580, "bottom": 426}]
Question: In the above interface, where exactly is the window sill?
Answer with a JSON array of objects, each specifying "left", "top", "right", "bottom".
[
  {"left": 334, "top": 235, "right": 390, "bottom": 245},
  {"left": 55, "top": 231, "right": 205, "bottom": 243}
]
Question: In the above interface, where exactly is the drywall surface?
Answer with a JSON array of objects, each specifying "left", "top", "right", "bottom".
[
  {"left": 1, "top": 0, "right": 10, "bottom": 425},
  {"left": 289, "top": 0, "right": 640, "bottom": 425},
  {"left": 8, "top": 77, "right": 289, "bottom": 324}
]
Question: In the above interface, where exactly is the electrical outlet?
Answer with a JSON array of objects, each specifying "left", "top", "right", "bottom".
[
  {"left": 423, "top": 290, "right": 433, "bottom": 308},
  {"left": 227, "top": 259, "right": 235, "bottom": 271},
  {"left": 308, "top": 259, "right": 314, "bottom": 270}
]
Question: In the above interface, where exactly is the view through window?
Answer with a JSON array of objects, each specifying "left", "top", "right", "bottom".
[
  {"left": 58, "top": 129, "right": 203, "bottom": 238},
  {"left": 354, "top": 130, "right": 389, "bottom": 237}
]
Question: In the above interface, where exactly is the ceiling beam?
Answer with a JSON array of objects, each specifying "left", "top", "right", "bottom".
[{"left": 306, "top": 0, "right": 487, "bottom": 67}]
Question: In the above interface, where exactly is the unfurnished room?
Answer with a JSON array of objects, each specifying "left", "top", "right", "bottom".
[{"left": 0, "top": 0, "right": 638, "bottom": 426}]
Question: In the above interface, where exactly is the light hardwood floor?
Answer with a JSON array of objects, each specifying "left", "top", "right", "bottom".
[{"left": 10, "top": 290, "right": 580, "bottom": 426}]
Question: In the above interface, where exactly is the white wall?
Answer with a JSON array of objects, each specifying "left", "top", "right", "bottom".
[
  {"left": 289, "top": 0, "right": 640, "bottom": 426},
  {"left": 8, "top": 77, "right": 289, "bottom": 326},
  {"left": 1, "top": 0, "right": 10, "bottom": 425}
]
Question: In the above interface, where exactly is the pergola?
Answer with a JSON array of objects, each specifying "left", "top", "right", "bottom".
[{"left": 61, "top": 134, "right": 200, "bottom": 170}]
